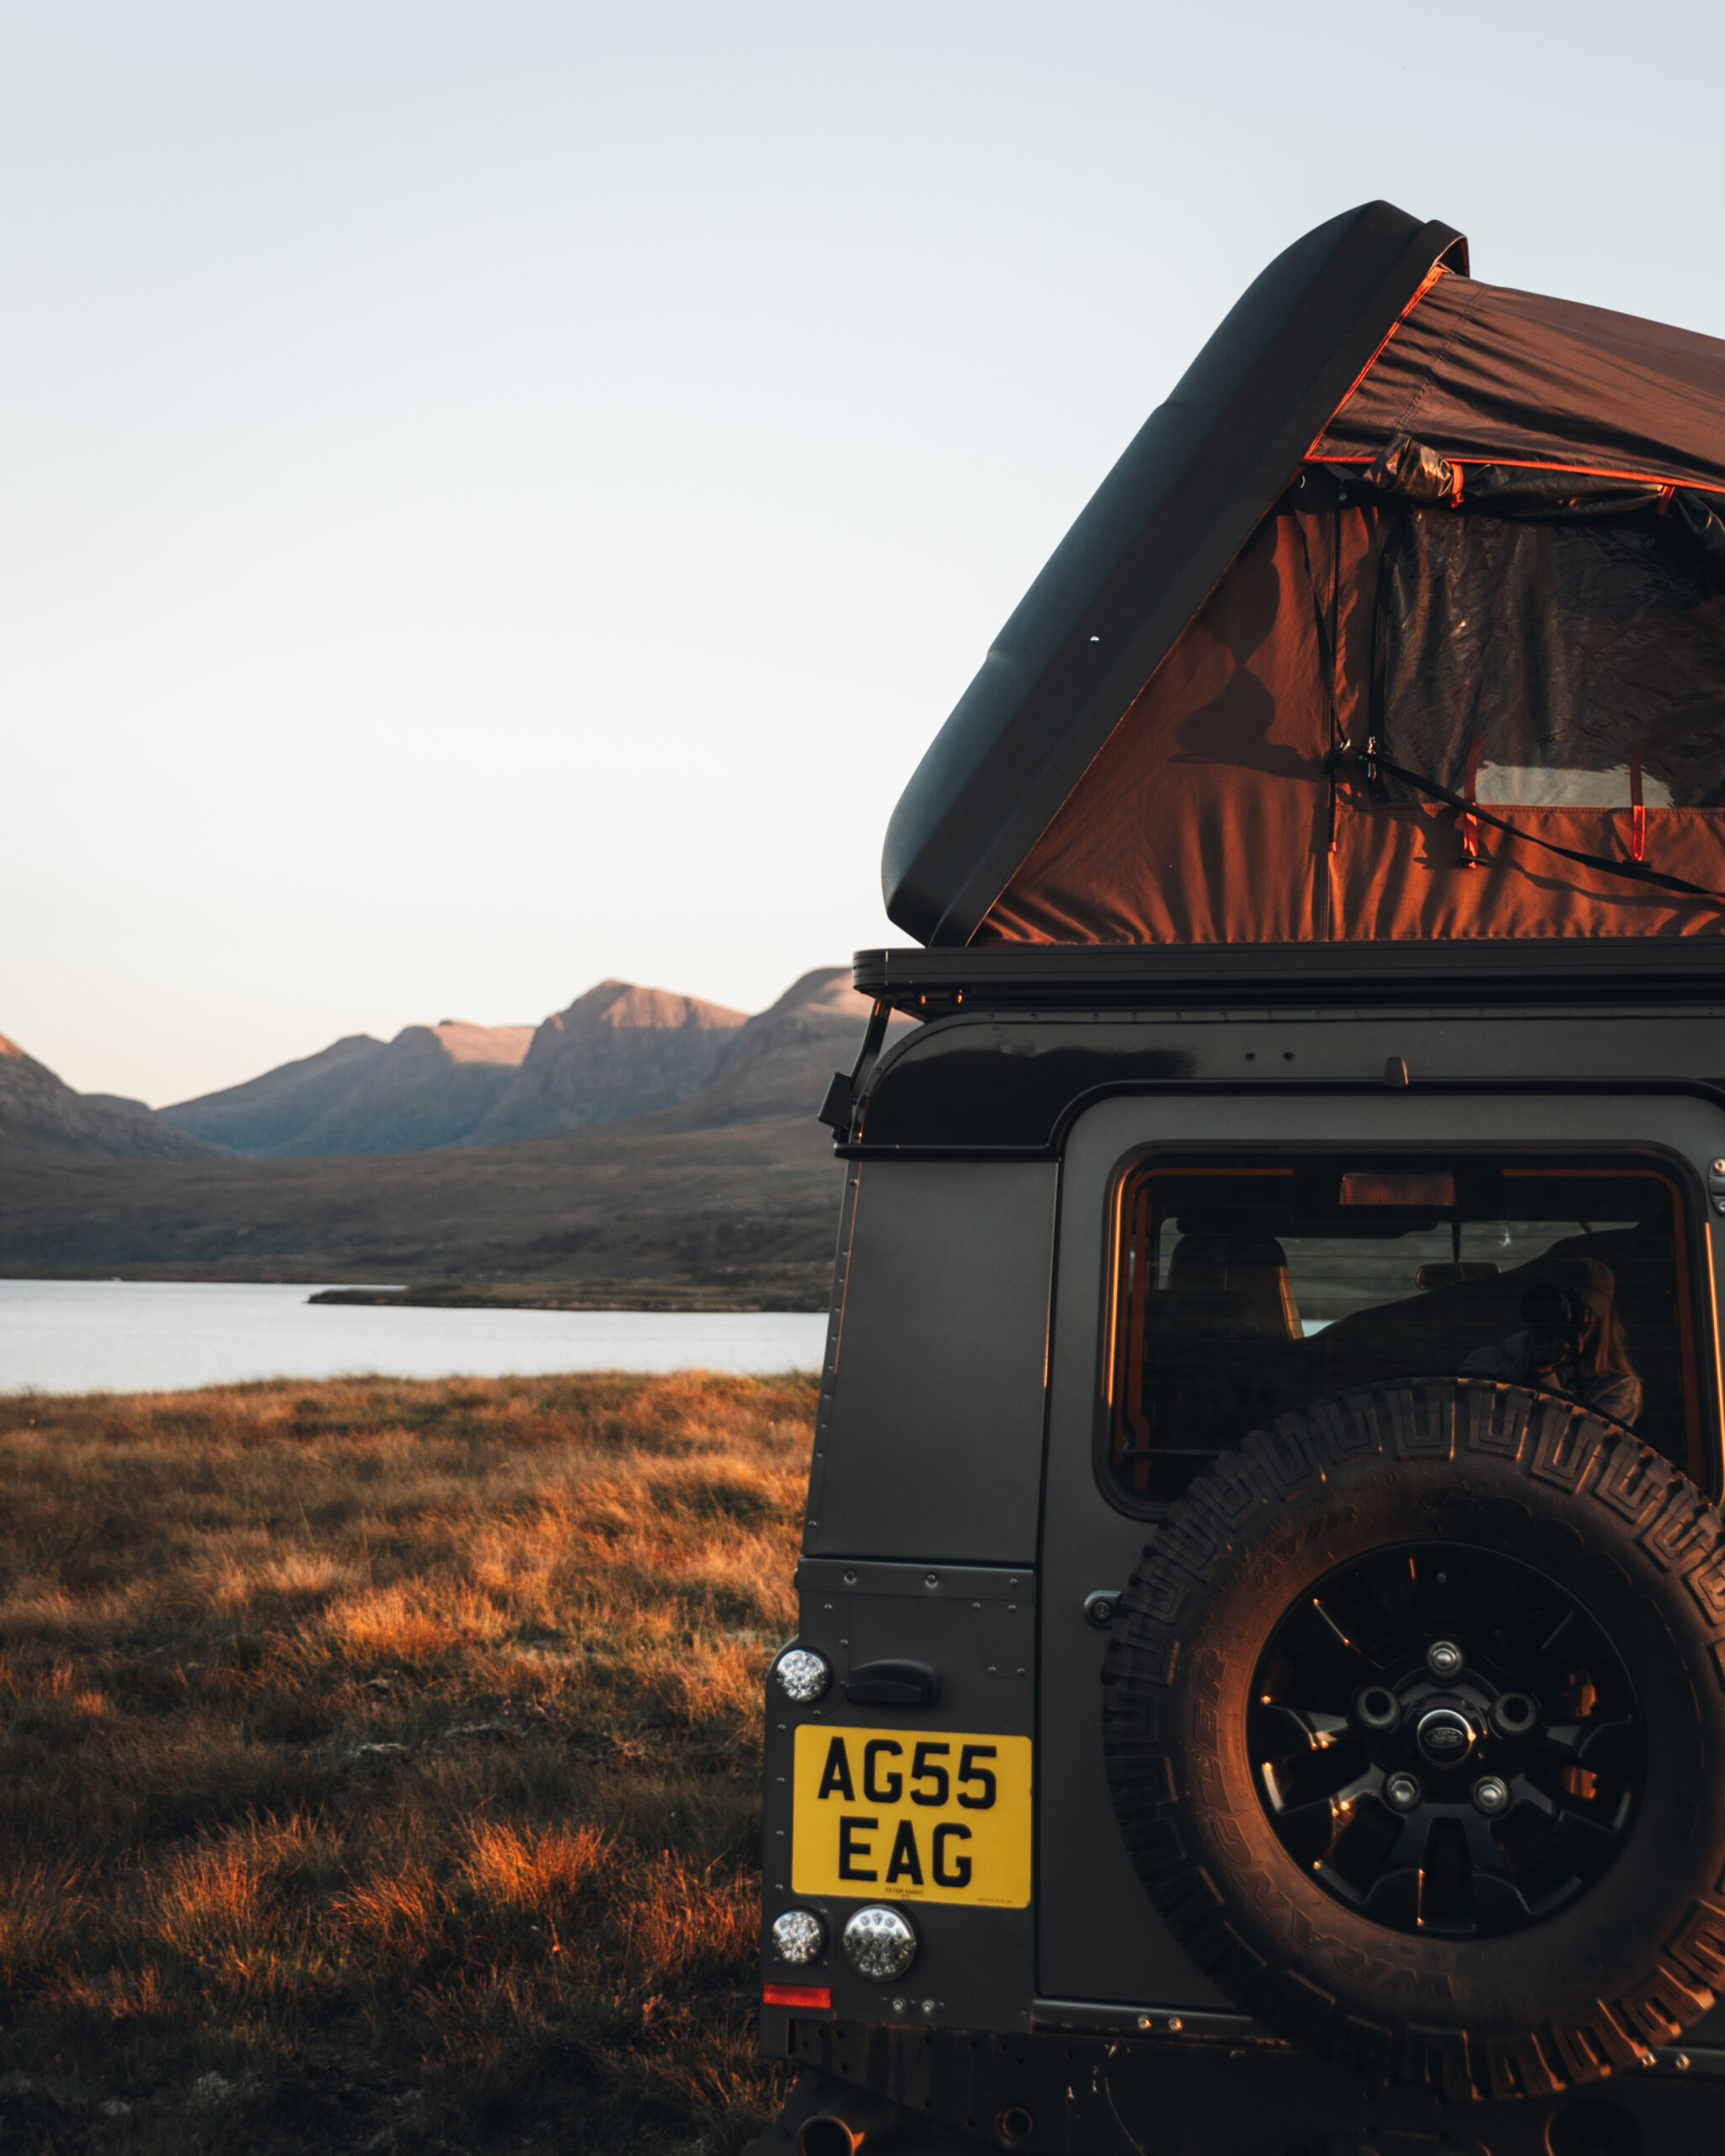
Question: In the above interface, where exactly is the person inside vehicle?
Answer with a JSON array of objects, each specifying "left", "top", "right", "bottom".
[{"left": 1462, "top": 1256, "right": 1642, "bottom": 1426}]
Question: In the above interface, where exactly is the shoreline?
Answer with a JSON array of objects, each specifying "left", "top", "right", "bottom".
[
  {"left": 0, "top": 1270, "right": 828, "bottom": 1313},
  {"left": 307, "top": 1285, "right": 827, "bottom": 1314}
]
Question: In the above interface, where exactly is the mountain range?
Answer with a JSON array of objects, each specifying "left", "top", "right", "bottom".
[
  {"left": 3, "top": 970, "right": 884, "bottom": 1163},
  {"left": 0, "top": 970, "right": 906, "bottom": 1305}
]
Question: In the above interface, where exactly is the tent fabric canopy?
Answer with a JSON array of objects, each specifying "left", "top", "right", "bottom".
[
  {"left": 1311, "top": 271, "right": 1725, "bottom": 496},
  {"left": 977, "top": 479, "right": 1725, "bottom": 947},
  {"left": 884, "top": 208, "right": 1725, "bottom": 952}
]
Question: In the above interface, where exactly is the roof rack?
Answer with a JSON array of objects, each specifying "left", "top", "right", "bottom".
[{"left": 853, "top": 939, "right": 1725, "bottom": 1017}]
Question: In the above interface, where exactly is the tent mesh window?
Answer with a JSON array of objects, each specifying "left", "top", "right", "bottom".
[{"left": 1371, "top": 504, "right": 1725, "bottom": 814}]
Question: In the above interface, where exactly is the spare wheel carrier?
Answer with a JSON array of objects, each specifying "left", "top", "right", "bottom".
[{"left": 1100, "top": 1376, "right": 1725, "bottom": 2101}]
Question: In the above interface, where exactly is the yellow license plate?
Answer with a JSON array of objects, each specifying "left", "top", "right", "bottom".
[{"left": 791, "top": 1726, "right": 1032, "bottom": 1908}]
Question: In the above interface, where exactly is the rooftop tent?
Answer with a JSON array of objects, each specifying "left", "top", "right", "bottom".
[{"left": 882, "top": 202, "right": 1725, "bottom": 949}]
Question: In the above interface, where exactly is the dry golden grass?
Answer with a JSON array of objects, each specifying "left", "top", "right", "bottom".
[{"left": 0, "top": 1371, "right": 812, "bottom": 2153}]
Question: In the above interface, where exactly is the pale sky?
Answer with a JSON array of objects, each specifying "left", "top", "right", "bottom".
[{"left": 6, "top": 2, "right": 1724, "bottom": 1104}]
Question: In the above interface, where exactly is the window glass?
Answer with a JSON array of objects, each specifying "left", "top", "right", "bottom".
[{"left": 1106, "top": 1155, "right": 1699, "bottom": 1508}]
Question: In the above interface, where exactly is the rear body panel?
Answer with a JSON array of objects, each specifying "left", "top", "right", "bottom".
[
  {"left": 758, "top": 968, "right": 1725, "bottom": 2148},
  {"left": 762, "top": 1558, "right": 1035, "bottom": 2040},
  {"left": 806, "top": 1161, "right": 1055, "bottom": 1565}
]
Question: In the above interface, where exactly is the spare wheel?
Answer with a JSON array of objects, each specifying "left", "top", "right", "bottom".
[{"left": 1101, "top": 1375, "right": 1725, "bottom": 2102}]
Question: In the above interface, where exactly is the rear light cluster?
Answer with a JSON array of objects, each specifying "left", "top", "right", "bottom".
[
  {"left": 772, "top": 1908, "right": 825, "bottom": 1964},
  {"left": 766, "top": 1903, "right": 919, "bottom": 2010},
  {"left": 839, "top": 1905, "right": 916, "bottom": 1978},
  {"left": 773, "top": 1648, "right": 831, "bottom": 1702}
]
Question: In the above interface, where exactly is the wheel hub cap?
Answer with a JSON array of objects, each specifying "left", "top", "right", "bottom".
[
  {"left": 1249, "top": 1542, "right": 1643, "bottom": 1937},
  {"left": 1415, "top": 1705, "right": 1478, "bottom": 1768}
]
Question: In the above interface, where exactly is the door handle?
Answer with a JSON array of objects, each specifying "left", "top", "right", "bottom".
[
  {"left": 1084, "top": 1590, "right": 1122, "bottom": 1630},
  {"left": 845, "top": 1658, "right": 939, "bottom": 1707}
]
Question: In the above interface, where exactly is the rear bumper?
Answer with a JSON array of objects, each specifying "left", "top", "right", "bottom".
[{"left": 760, "top": 2018, "right": 1722, "bottom": 2156}]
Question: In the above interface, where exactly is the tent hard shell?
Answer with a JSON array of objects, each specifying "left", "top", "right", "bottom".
[{"left": 882, "top": 201, "right": 1725, "bottom": 951}]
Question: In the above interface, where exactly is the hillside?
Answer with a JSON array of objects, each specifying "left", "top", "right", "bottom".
[
  {"left": 160, "top": 1022, "right": 536, "bottom": 1157},
  {"left": 468, "top": 980, "right": 746, "bottom": 1143},
  {"left": 158, "top": 1033, "right": 389, "bottom": 1152},
  {"left": 249, "top": 1020, "right": 536, "bottom": 1157},
  {"left": 0, "top": 970, "right": 910, "bottom": 1305},
  {"left": 158, "top": 981, "right": 751, "bottom": 1158},
  {"left": 0, "top": 1099, "right": 843, "bottom": 1305},
  {"left": 0, "top": 1033, "right": 223, "bottom": 1162},
  {"left": 657, "top": 968, "right": 906, "bottom": 1128}
]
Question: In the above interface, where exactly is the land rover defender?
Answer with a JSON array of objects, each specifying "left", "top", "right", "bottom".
[{"left": 746, "top": 202, "right": 1725, "bottom": 2156}]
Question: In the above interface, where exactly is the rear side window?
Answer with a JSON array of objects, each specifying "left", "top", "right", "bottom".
[{"left": 1104, "top": 1152, "right": 1704, "bottom": 1510}]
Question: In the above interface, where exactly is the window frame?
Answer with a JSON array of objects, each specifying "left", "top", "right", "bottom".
[{"left": 1092, "top": 1138, "right": 1716, "bottom": 1521}]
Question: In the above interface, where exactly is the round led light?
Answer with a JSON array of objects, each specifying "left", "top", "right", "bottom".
[
  {"left": 841, "top": 1905, "right": 917, "bottom": 1981},
  {"left": 773, "top": 1648, "right": 830, "bottom": 1704},
  {"left": 771, "top": 1908, "right": 825, "bottom": 1965}
]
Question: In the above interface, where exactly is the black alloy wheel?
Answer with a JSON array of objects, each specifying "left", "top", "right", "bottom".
[
  {"left": 1100, "top": 1378, "right": 1725, "bottom": 2099},
  {"left": 1252, "top": 1541, "right": 1642, "bottom": 1937}
]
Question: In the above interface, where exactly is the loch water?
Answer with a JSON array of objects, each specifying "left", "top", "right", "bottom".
[{"left": 0, "top": 1280, "right": 828, "bottom": 1396}]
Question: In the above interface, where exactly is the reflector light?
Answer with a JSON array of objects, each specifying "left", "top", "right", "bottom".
[
  {"left": 1339, "top": 1171, "right": 1455, "bottom": 1207},
  {"left": 762, "top": 1982, "right": 831, "bottom": 2009}
]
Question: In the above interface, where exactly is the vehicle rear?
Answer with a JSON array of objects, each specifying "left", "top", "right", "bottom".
[{"left": 746, "top": 195, "right": 1725, "bottom": 2156}]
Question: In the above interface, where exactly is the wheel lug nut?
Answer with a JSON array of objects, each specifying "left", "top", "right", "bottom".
[
  {"left": 1472, "top": 1774, "right": 1511, "bottom": 1816},
  {"left": 1355, "top": 1685, "right": 1401, "bottom": 1732},
  {"left": 1385, "top": 1771, "right": 1423, "bottom": 1812},
  {"left": 1426, "top": 1639, "right": 1464, "bottom": 1680},
  {"left": 1489, "top": 1691, "right": 1537, "bottom": 1737}
]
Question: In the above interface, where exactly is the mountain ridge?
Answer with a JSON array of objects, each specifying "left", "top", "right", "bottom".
[
  {"left": 0, "top": 969, "right": 911, "bottom": 1304},
  {"left": 467, "top": 980, "right": 747, "bottom": 1145},
  {"left": 154, "top": 981, "right": 761, "bottom": 1157},
  {"left": 7, "top": 967, "right": 900, "bottom": 1166},
  {"left": 0, "top": 1033, "right": 227, "bottom": 1162}
]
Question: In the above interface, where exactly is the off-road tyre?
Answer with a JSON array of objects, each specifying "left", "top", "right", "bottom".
[{"left": 1101, "top": 1376, "right": 1725, "bottom": 2101}]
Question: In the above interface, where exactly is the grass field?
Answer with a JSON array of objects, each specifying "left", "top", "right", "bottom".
[{"left": 0, "top": 1371, "right": 810, "bottom": 2153}]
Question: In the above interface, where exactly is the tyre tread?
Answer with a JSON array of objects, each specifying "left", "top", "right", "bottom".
[{"left": 1101, "top": 1374, "right": 1725, "bottom": 2100}]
